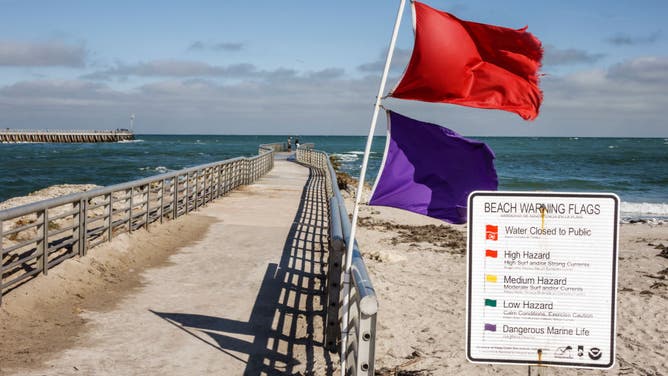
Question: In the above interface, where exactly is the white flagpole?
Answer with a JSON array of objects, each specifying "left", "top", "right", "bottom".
[{"left": 340, "top": 0, "right": 406, "bottom": 374}]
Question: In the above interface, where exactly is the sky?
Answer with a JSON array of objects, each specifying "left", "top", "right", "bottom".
[{"left": 0, "top": 0, "right": 666, "bottom": 137}]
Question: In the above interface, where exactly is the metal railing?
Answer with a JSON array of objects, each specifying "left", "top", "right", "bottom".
[
  {"left": 297, "top": 148, "right": 378, "bottom": 376},
  {"left": 0, "top": 129, "right": 133, "bottom": 134},
  {"left": 0, "top": 143, "right": 279, "bottom": 304}
]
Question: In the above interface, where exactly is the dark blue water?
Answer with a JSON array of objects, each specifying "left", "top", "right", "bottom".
[{"left": 1, "top": 135, "right": 666, "bottom": 216}]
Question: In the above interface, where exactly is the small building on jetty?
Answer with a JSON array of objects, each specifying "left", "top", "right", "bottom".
[{"left": 0, "top": 129, "right": 134, "bottom": 143}]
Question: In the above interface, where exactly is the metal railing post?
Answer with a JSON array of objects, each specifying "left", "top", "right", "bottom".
[
  {"left": 41, "top": 208, "right": 49, "bottom": 275},
  {"left": 325, "top": 197, "right": 345, "bottom": 353},
  {"left": 160, "top": 179, "right": 165, "bottom": 224},
  {"left": 194, "top": 171, "right": 200, "bottom": 211},
  {"left": 216, "top": 165, "right": 222, "bottom": 198},
  {"left": 128, "top": 187, "right": 134, "bottom": 233},
  {"left": 204, "top": 168, "right": 209, "bottom": 203},
  {"left": 185, "top": 173, "right": 191, "bottom": 213},
  {"left": 107, "top": 193, "right": 113, "bottom": 241},
  {"left": 173, "top": 177, "right": 179, "bottom": 219},
  {"left": 74, "top": 200, "right": 81, "bottom": 256},
  {"left": 78, "top": 199, "right": 87, "bottom": 256},
  {"left": 145, "top": 184, "right": 150, "bottom": 230}
]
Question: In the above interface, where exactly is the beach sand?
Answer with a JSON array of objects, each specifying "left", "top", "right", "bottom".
[
  {"left": 343, "top": 188, "right": 667, "bottom": 376},
  {"left": 1, "top": 181, "right": 666, "bottom": 375}
]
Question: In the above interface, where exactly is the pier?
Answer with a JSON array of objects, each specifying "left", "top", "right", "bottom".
[
  {"left": 0, "top": 129, "right": 134, "bottom": 143},
  {"left": 0, "top": 143, "right": 377, "bottom": 375}
]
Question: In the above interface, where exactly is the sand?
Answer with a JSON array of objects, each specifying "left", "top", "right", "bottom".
[
  {"left": 344, "top": 188, "right": 668, "bottom": 376},
  {"left": 1, "top": 176, "right": 666, "bottom": 375},
  {"left": 0, "top": 214, "right": 215, "bottom": 374}
]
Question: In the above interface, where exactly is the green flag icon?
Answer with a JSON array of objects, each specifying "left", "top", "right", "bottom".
[{"left": 485, "top": 299, "right": 497, "bottom": 307}]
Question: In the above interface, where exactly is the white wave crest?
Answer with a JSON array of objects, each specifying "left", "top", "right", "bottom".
[
  {"left": 117, "top": 139, "right": 144, "bottom": 143},
  {"left": 139, "top": 166, "right": 171, "bottom": 174},
  {"left": 621, "top": 201, "right": 668, "bottom": 216},
  {"left": 332, "top": 153, "right": 359, "bottom": 163}
]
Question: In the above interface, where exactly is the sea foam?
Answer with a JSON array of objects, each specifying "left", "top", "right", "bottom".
[{"left": 621, "top": 201, "right": 668, "bottom": 218}]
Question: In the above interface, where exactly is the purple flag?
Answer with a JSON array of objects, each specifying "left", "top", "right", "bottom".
[
  {"left": 484, "top": 323, "right": 497, "bottom": 332},
  {"left": 369, "top": 111, "right": 498, "bottom": 224}
]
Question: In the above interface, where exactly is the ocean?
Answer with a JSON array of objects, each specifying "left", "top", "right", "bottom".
[{"left": 1, "top": 135, "right": 666, "bottom": 218}]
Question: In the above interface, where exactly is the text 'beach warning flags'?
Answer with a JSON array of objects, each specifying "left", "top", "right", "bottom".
[
  {"left": 390, "top": 1, "right": 543, "bottom": 120},
  {"left": 368, "top": 111, "right": 498, "bottom": 224}
]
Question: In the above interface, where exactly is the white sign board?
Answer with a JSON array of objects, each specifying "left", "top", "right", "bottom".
[{"left": 466, "top": 192, "right": 619, "bottom": 368}]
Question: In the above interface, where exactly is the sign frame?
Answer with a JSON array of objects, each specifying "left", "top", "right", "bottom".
[{"left": 465, "top": 191, "right": 619, "bottom": 369}]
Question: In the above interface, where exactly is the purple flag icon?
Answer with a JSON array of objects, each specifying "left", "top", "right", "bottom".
[
  {"left": 369, "top": 111, "right": 498, "bottom": 224},
  {"left": 484, "top": 323, "right": 497, "bottom": 332}
]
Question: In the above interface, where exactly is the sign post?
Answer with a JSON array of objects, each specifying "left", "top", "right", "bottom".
[{"left": 466, "top": 192, "right": 619, "bottom": 369}]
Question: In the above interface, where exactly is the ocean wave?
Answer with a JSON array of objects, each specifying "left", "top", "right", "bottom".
[
  {"left": 139, "top": 166, "right": 171, "bottom": 173},
  {"left": 332, "top": 153, "right": 359, "bottom": 162},
  {"left": 621, "top": 201, "right": 668, "bottom": 216},
  {"left": 117, "top": 139, "right": 144, "bottom": 143}
]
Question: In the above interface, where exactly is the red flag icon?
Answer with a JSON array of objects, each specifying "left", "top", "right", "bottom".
[
  {"left": 485, "top": 249, "right": 498, "bottom": 258},
  {"left": 390, "top": 1, "right": 543, "bottom": 120},
  {"left": 486, "top": 225, "right": 498, "bottom": 241}
]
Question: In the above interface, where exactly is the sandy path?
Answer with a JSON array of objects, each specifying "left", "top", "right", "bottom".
[{"left": 2, "top": 160, "right": 336, "bottom": 375}]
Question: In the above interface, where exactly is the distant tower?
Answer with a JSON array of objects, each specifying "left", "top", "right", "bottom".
[{"left": 130, "top": 114, "right": 135, "bottom": 131}]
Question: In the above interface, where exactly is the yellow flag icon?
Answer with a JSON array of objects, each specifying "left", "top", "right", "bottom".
[{"left": 486, "top": 274, "right": 497, "bottom": 283}]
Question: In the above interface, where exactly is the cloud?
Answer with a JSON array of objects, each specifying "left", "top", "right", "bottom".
[
  {"left": 532, "top": 56, "right": 668, "bottom": 134},
  {"left": 543, "top": 45, "right": 605, "bottom": 66},
  {"left": 187, "top": 41, "right": 205, "bottom": 51},
  {"left": 608, "top": 56, "right": 668, "bottom": 84},
  {"left": 0, "top": 40, "right": 86, "bottom": 67},
  {"left": 81, "top": 60, "right": 343, "bottom": 82},
  {"left": 2, "top": 56, "right": 666, "bottom": 137},
  {"left": 357, "top": 48, "right": 412, "bottom": 73},
  {"left": 212, "top": 42, "right": 244, "bottom": 51},
  {"left": 82, "top": 60, "right": 258, "bottom": 80},
  {"left": 606, "top": 31, "right": 661, "bottom": 46},
  {"left": 188, "top": 41, "right": 244, "bottom": 52}
]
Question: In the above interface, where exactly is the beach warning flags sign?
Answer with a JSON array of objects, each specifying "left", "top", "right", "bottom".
[{"left": 390, "top": 1, "right": 543, "bottom": 120}]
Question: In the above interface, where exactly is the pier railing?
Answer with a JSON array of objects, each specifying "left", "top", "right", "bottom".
[
  {"left": 0, "top": 143, "right": 279, "bottom": 304},
  {"left": 0, "top": 129, "right": 135, "bottom": 143},
  {"left": 297, "top": 147, "right": 378, "bottom": 376}
]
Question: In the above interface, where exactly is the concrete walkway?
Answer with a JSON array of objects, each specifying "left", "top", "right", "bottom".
[{"left": 16, "top": 160, "right": 336, "bottom": 376}]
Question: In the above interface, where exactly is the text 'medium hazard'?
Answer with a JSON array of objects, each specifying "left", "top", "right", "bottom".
[{"left": 466, "top": 192, "right": 619, "bottom": 369}]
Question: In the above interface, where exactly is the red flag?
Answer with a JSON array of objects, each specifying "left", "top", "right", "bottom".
[
  {"left": 485, "top": 249, "right": 498, "bottom": 258},
  {"left": 391, "top": 1, "right": 543, "bottom": 120},
  {"left": 485, "top": 225, "right": 498, "bottom": 240}
]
